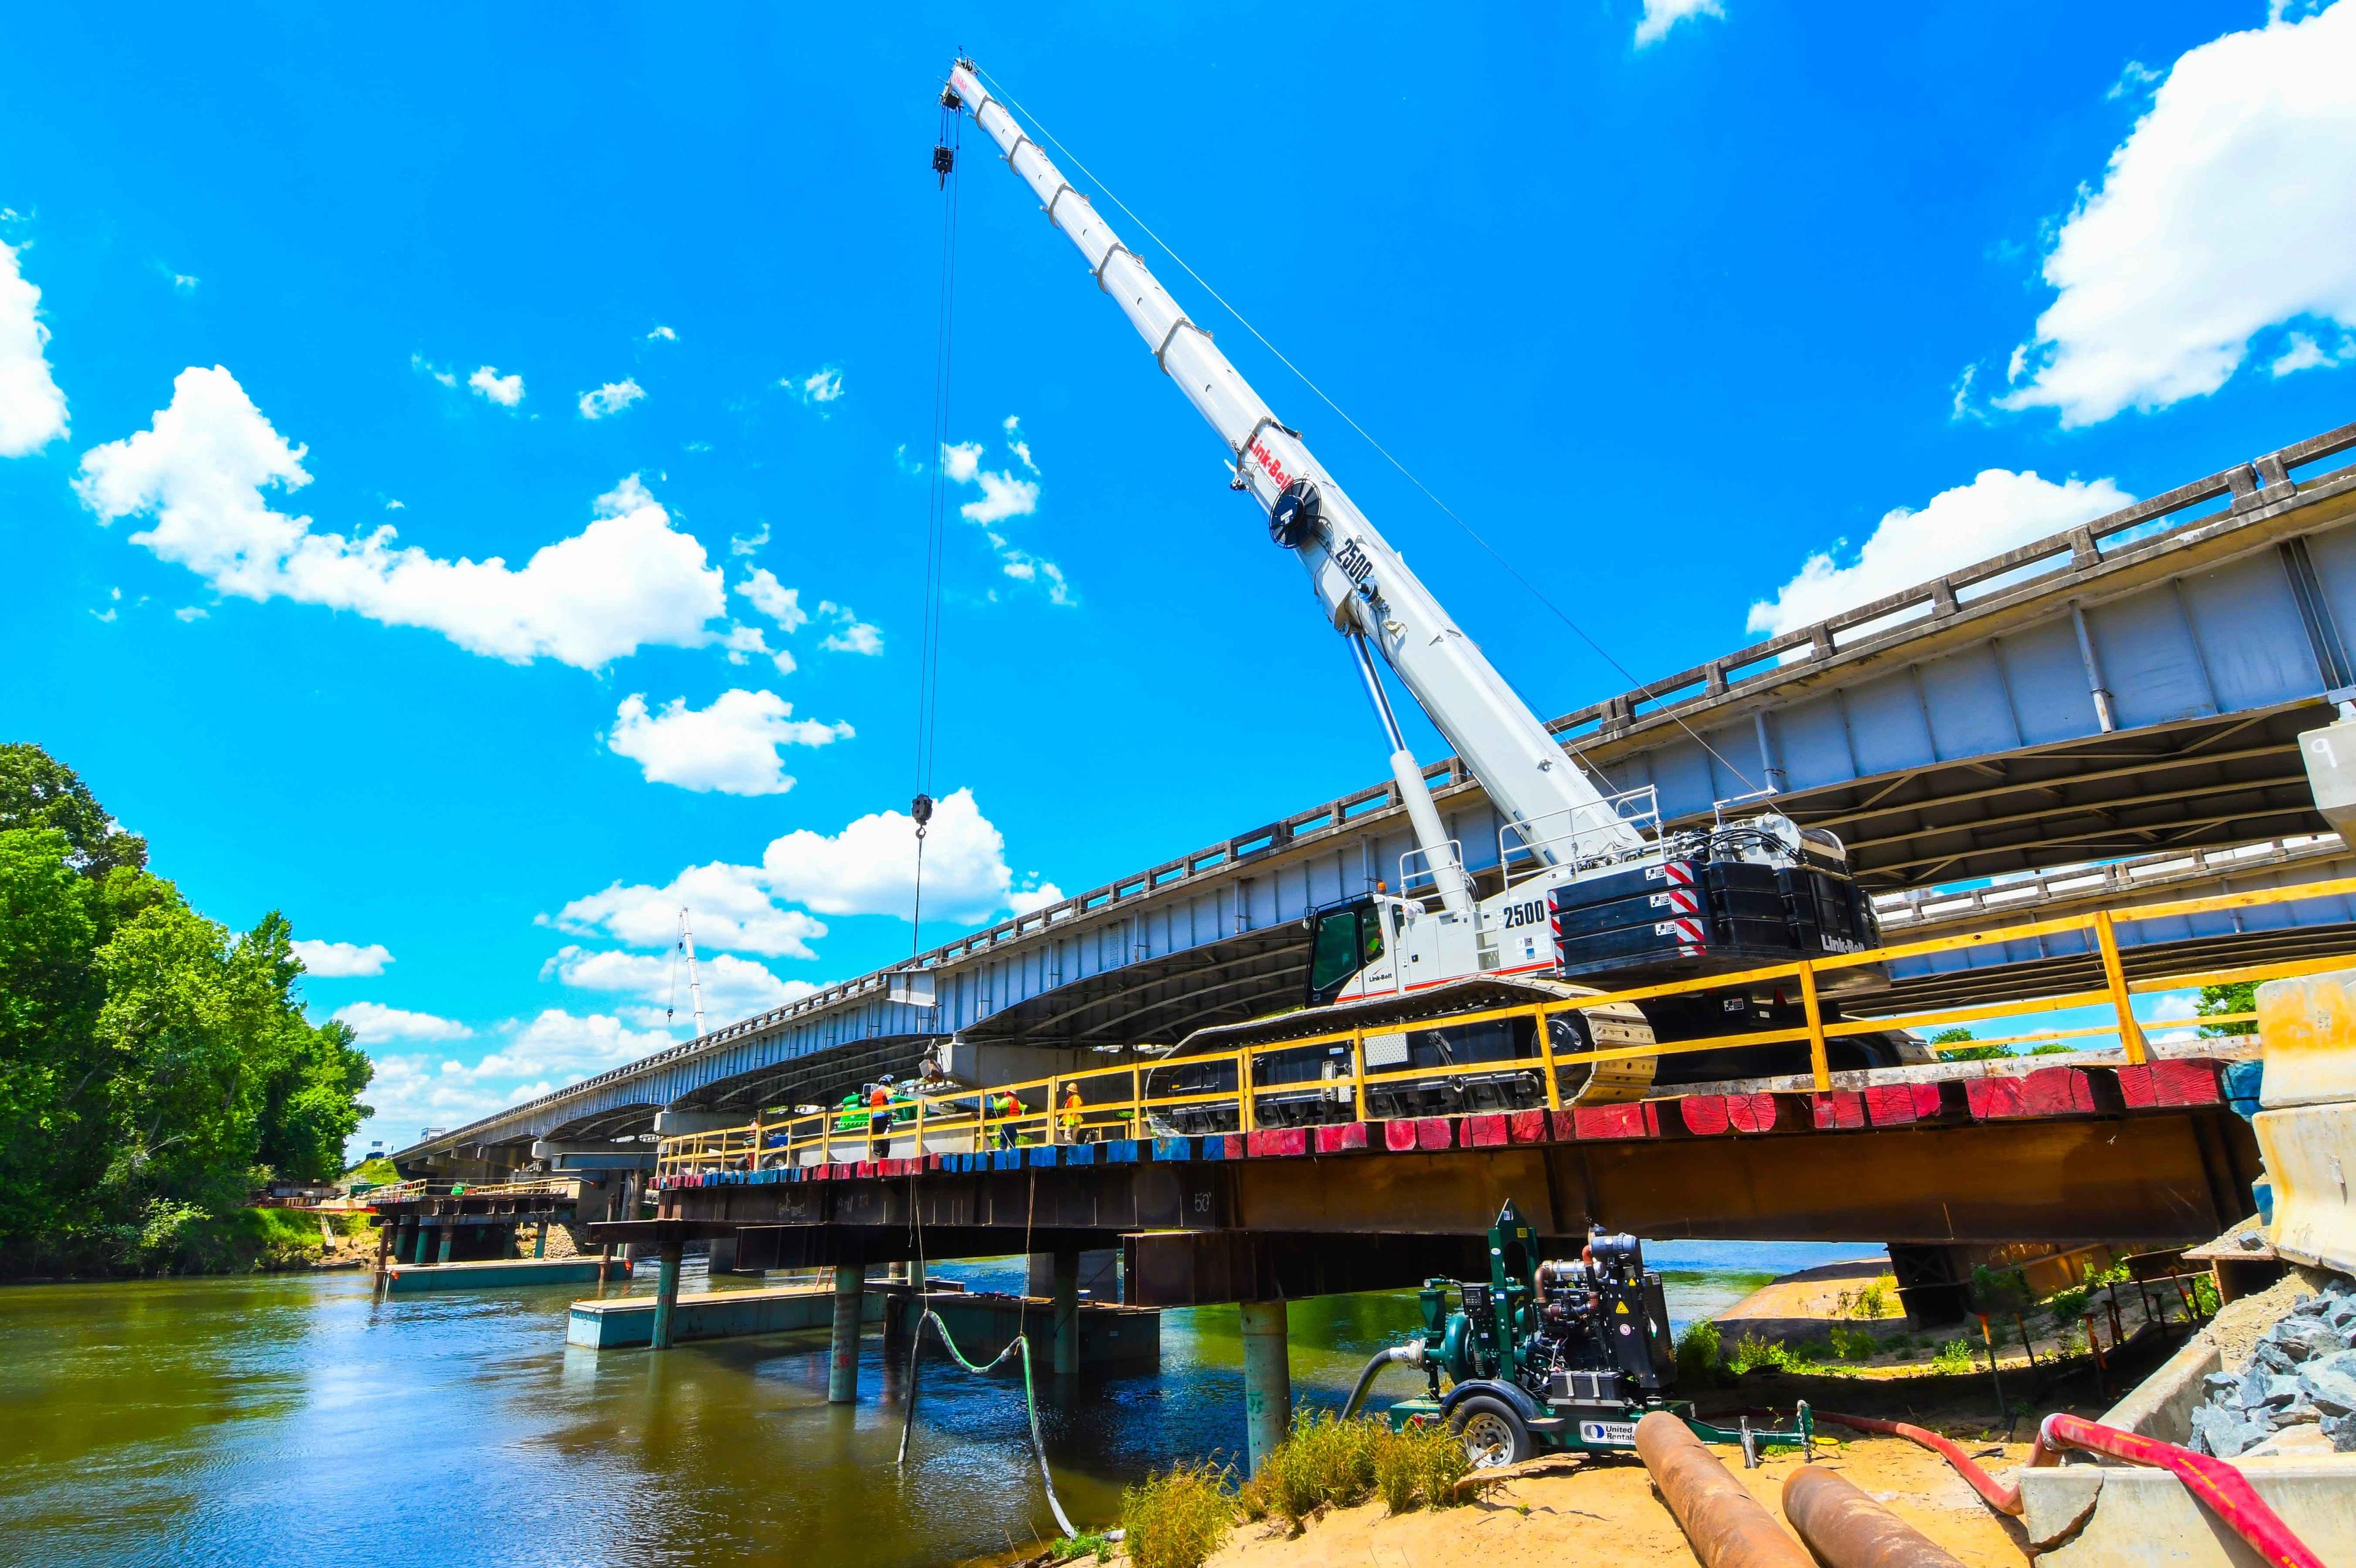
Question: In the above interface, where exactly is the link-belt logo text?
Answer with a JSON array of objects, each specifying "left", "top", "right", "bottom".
[{"left": 1248, "top": 437, "right": 1292, "bottom": 491}]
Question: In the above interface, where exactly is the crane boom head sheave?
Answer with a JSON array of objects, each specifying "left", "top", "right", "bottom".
[{"left": 946, "top": 60, "right": 1645, "bottom": 866}]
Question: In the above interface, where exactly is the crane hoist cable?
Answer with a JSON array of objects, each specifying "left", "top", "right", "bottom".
[
  {"left": 909, "top": 77, "right": 966, "bottom": 957},
  {"left": 969, "top": 64, "right": 1758, "bottom": 796}
]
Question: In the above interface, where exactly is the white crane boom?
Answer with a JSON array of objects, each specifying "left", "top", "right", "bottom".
[{"left": 947, "top": 61, "right": 1647, "bottom": 899}]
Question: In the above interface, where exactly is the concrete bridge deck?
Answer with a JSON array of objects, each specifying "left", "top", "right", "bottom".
[{"left": 399, "top": 417, "right": 2356, "bottom": 1175}]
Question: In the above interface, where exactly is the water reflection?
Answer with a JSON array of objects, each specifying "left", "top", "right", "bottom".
[{"left": 0, "top": 1241, "right": 1873, "bottom": 1567}]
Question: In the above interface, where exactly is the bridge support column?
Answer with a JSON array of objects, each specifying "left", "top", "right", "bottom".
[
  {"left": 650, "top": 1242, "right": 683, "bottom": 1350},
  {"left": 436, "top": 1224, "right": 453, "bottom": 1266},
  {"left": 1239, "top": 1301, "right": 1292, "bottom": 1475},
  {"left": 828, "top": 1264, "right": 863, "bottom": 1403},
  {"left": 1051, "top": 1248, "right": 1080, "bottom": 1378},
  {"left": 533, "top": 1220, "right": 547, "bottom": 1259},
  {"left": 373, "top": 1221, "right": 390, "bottom": 1278}
]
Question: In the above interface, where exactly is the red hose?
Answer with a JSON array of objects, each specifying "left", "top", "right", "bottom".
[
  {"left": 1816, "top": 1409, "right": 2325, "bottom": 1568},
  {"left": 1812, "top": 1410, "right": 2036, "bottom": 1514},
  {"left": 2039, "top": 1413, "right": 2324, "bottom": 1568}
]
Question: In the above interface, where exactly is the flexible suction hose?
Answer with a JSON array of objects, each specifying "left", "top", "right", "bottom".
[
  {"left": 895, "top": 1308, "right": 1078, "bottom": 1540},
  {"left": 1814, "top": 1409, "right": 2325, "bottom": 1568},
  {"left": 1341, "top": 1341, "right": 1426, "bottom": 1420}
]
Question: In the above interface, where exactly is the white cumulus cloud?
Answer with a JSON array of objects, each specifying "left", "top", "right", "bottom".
[
  {"left": 292, "top": 939, "right": 393, "bottom": 977},
  {"left": 605, "top": 688, "right": 852, "bottom": 796},
  {"left": 334, "top": 1001, "right": 472, "bottom": 1043},
  {"left": 579, "top": 378, "right": 645, "bottom": 420},
  {"left": 1635, "top": 0, "right": 1723, "bottom": 48},
  {"left": 817, "top": 601, "right": 884, "bottom": 655},
  {"left": 74, "top": 367, "right": 729, "bottom": 668},
  {"left": 1746, "top": 468, "right": 2136, "bottom": 638},
  {"left": 1996, "top": 2, "right": 2356, "bottom": 425},
  {"left": 354, "top": 1009, "right": 681, "bottom": 1149},
  {"left": 786, "top": 366, "right": 844, "bottom": 407},
  {"left": 941, "top": 423, "right": 1073, "bottom": 605},
  {"left": 543, "top": 944, "right": 815, "bottom": 1022},
  {"left": 468, "top": 365, "right": 524, "bottom": 406},
  {"left": 552, "top": 861, "right": 830, "bottom": 960},
  {"left": 0, "top": 236, "right": 68, "bottom": 456},
  {"left": 761, "top": 786, "right": 1061, "bottom": 924},
  {"left": 736, "top": 567, "right": 808, "bottom": 631},
  {"left": 647, "top": 325, "right": 677, "bottom": 342}
]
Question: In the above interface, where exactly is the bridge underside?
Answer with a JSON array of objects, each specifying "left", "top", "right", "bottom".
[{"left": 960, "top": 926, "right": 1312, "bottom": 1048}]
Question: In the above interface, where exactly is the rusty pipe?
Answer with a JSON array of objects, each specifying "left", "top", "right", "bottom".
[
  {"left": 1782, "top": 1466, "right": 1966, "bottom": 1568},
  {"left": 1634, "top": 1411, "right": 1814, "bottom": 1568}
]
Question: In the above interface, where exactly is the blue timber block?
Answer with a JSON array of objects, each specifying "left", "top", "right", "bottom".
[
  {"left": 993, "top": 1149, "right": 1022, "bottom": 1172},
  {"left": 1153, "top": 1136, "right": 1192, "bottom": 1161},
  {"left": 1026, "top": 1145, "right": 1060, "bottom": 1168},
  {"left": 1104, "top": 1139, "right": 1140, "bottom": 1164},
  {"left": 1203, "top": 1136, "right": 1231, "bottom": 1160},
  {"left": 1067, "top": 1143, "right": 1097, "bottom": 1166}
]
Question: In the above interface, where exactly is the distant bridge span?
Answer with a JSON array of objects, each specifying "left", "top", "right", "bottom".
[{"left": 398, "top": 421, "right": 2356, "bottom": 1174}]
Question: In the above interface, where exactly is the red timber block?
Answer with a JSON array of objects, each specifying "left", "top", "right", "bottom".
[
  {"left": 925, "top": 1154, "right": 945, "bottom": 1172},
  {"left": 855, "top": 1159, "right": 877, "bottom": 1178},
  {"left": 1865, "top": 1082, "right": 1945, "bottom": 1126},
  {"left": 1966, "top": 1066, "right": 2101, "bottom": 1121},
  {"left": 1507, "top": 1109, "right": 1550, "bottom": 1145},
  {"left": 1415, "top": 1116, "right": 1455, "bottom": 1151},
  {"left": 2117, "top": 1059, "right": 2223, "bottom": 1109},
  {"left": 1462, "top": 1113, "right": 1510, "bottom": 1148},
  {"left": 1384, "top": 1119, "right": 1420, "bottom": 1153},
  {"left": 807, "top": 1164, "right": 830, "bottom": 1181},
  {"left": 1677, "top": 1095, "right": 1733, "bottom": 1136},
  {"left": 1220, "top": 1134, "right": 1245, "bottom": 1160},
  {"left": 1812, "top": 1091, "right": 1866, "bottom": 1131},
  {"left": 1727, "top": 1093, "right": 1788, "bottom": 1134},
  {"left": 1248, "top": 1128, "right": 1311, "bottom": 1158},
  {"left": 1315, "top": 1121, "right": 1370, "bottom": 1155},
  {"left": 1570, "top": 1102, "right": 1661, "bottom": 1140}
]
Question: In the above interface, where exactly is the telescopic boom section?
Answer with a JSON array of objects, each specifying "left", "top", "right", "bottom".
[{"left": 947, "top": 61, "right": 1644, "bottom": 874}]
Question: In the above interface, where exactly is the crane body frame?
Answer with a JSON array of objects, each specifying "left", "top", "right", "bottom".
[{"left": 943, "top": 60, "right": 1876, "bottom": 1050}]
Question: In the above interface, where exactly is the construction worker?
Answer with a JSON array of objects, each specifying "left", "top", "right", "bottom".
[
  {"left": 869, "top": 1080, "right": 894, "bottom": 1159},
  {"left": 986, "top": 1088, "right": 1020, "bottom": 1150},
  {"left": 1060, "top": 1083, "right": 1085, "bottom": 1143}
]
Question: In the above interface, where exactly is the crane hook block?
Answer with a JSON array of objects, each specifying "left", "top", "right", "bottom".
[
  {"left": 932, "top": 145, "right": 956, "bottom": 183},
  {"left": 940, "top": 85, "right": 963, "bottom": 110},
  {"left": 1270, "top": 478, "right": 1322, "bottom": 550},
  {"left": 912, "top": 793, "right": 936, "bottom": 827}
]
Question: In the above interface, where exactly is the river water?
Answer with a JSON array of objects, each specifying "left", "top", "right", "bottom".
[{"left": 0, "top": 1242, "right": 1872, "bottom": 1567}]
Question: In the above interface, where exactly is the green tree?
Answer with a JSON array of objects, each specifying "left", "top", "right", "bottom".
[
  {"left": 0, "top": 745, "right": 147, "bottom": 878},
  {"left": 2196, "top": 980, "right": 2257, "bottom": 1037},
  {"left": 1930, "top": 1024, "right": 2009, "bottom": 1062},
  {"left": 0, "top": 829, "right": 105, "bottom": 1246}
]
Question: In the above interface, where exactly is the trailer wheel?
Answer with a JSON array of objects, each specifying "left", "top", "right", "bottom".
[{"left": 1450, "top": 1395, "right": 1533, "bottom": 1469}]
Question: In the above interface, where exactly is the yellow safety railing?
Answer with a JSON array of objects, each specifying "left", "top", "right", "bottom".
[{"left": 653, "top": 873, "right": 2349, "bottom": 1180}]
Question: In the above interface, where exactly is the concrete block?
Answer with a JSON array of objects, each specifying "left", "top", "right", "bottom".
[
  {"left": 2257, "top": 969, "right": 2356, "bottom": 1107},
  {"left": 2258, "top": 1101, "right": 2356, "bottom": 1274}
]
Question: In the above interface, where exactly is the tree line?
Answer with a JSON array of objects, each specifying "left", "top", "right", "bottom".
[{"left": 0, "top": 744, "right": 372, "bottom": 1274}]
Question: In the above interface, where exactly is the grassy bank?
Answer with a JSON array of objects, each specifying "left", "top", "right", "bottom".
[{"left": 4, "top": 1205, "right": 374, "bottom": 1282}]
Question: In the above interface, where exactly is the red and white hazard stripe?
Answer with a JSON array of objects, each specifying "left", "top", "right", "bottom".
[
  {"left": 1661, "top": 861, "right": 1696, "bottom": 886},
  {"left": 1653, "top": 917, "right": 1707, "bottom": 945},
  {"left": 1658, "top": 886, "right": 1700, "bottom": 915}
]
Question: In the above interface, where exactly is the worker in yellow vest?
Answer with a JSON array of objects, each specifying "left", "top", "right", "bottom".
[{"left": 1060, "top": 1084, "right": 1085, "bottom": 1143}]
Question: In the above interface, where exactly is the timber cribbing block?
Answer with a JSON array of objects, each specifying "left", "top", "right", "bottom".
[
  {"left": 2117, "top": 1059, "right": 2224, "bottom": 1109},
  {"left": 1676, "top": 1093, "right": 1786, "bottom": 1136},
  {"left": 1811, "top": 1090, "right": 1866, "bottom": 1131},
  {"left": 1202, "top": 1134, "right": 1244, "bottom": 1160},
  {"left": 1247, "top": 1128, "right": 1310, "bottom": 1158},
  {"left": 1382, "top": 1119, "right": 1419, "bottom": 1152},
  {"left": 1461, "top": 1113, "right": 1509, "bottom": 1148},
  {"left": 1561, "top": 1102, "right": 1662, "bottom": 1140},
  {"left": 1314, "top": 1122, "right": 1369, "bottom": 1155},
  {"left": 1866, "top": 1082, "right": 1947, "bottom": 1126},
  {"left": 1507, "top": 1109, "right": 1550, "bottom": 1144},
  {"left": 1153, "top": 1135, "right": 1193, "bottom": 1161},
  {"left": 1965, "top": 1065, "right": 2116, "bottom": 1120}
]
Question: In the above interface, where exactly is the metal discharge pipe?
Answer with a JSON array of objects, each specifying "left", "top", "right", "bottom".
[
  {"left": 1633, "top": 1412, "right": 1813, "bottom": 1568},
  {"left": 1782, "top": 1467, "right": 1966, "bottom": 1568},
  {"left": 1339, "top": 1342, "right": 1426, "bottom": 1421}
]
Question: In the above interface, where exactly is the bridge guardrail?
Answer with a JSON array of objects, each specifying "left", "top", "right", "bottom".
[
  {"left": 650, "top": 872, "right": 2356, "bottom": 1181},
  {"left": 361, "top": 1177, "right": 580, "bottom": 1205}
]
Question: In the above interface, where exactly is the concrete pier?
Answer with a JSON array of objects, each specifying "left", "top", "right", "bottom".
[
  {"left": 436, "top": 1225, "right": 453, "bottom": 1264},
  {"left": 650, "top": 1242, "right": 683, "bottom": 1350},
  {"left": 828, "top": 1264, "right": 862, "bottom": 1402},
  {"left": 385, "top": 1256, "right": 624, "bottom": 1293},
  {"left": 1239, "top": 1300, "right": 1291, "bottom": 1475},
  {"left": 1050, "top": 1248, "right": 1080, "bottom": 1378},
  {"left": 565, "top": 1282, "right": 880, "bottom": 1350}
]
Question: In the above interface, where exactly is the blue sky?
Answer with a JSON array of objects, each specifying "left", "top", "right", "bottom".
[{"left": 5, "top": 2, "right": 2352, "bottom": 1151}]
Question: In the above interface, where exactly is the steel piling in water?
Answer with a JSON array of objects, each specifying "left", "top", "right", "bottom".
[{"left": 827, "top": 1264, "right": 862, "bottom": 1402}]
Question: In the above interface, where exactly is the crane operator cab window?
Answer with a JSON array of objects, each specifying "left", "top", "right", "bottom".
[{"left": 1306, "top": 898, "right": 1384, "bottom": 1007}]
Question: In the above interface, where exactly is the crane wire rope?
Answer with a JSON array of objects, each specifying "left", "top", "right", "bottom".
[
  {"left": 971, "top": 64, "right": 1760, "bottom": 797},
  {"left": 910, "top": 85, "right": 966, "bottom": 959}
]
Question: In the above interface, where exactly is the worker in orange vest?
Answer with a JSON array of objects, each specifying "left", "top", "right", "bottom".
[
  {"left": 869, "top": 1080, "right": 894, "bottom": 1159},
  {"left": 1060, "top": 1084, "right": 1085, "bottom": 1143}
]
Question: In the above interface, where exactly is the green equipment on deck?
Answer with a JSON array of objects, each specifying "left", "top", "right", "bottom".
[{"left": 1363, "top": 1200, "right": 1814, "bottom": 1468}]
